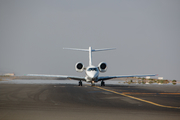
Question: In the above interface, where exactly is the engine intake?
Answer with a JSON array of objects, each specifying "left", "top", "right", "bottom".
[
  {"left": 98, "top": 62, "right": 107, "bottom": 72},
  {"left": 75, "top": 62, "right": 84, "bottom": 72}
]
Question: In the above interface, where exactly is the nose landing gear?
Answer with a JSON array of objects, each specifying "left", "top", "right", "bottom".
[{"left": 91, "top": 81, "right": 95, "bottom": 86}]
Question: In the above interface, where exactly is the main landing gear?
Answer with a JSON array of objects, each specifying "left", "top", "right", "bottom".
[
  {"left": 79, "top": 81, "right": 82, "bottom": 86},
  {"left": 101, "top": 81, "right": 105, "bottom": 86},
  {"left": 78, "top": 81, "right": 105, "bottom": 86}
]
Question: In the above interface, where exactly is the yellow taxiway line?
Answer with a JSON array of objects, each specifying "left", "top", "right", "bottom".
[
  {"left": 122, "top": 92, "right": 180, "bottom": 95},
  {"left": 95, "top": 86, "right": 180, "bottom": 109}
]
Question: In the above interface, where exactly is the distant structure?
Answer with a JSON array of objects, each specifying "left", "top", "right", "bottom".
[
  {"left": 146, "top": 76, "right": 150, "bottom": 79},
  {"left": 158, "top": 77, "right": 163, "bottom": 80},
  {"left": 3, "top": 73, "right": 15, "bottom": 76}
]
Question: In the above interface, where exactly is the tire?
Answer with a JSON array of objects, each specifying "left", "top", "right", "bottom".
[
  {"left": 79, "top": 81, "right": 82, "bottom": 86},
  {"left": 101, "top": 81, "right": 105, "bottom": 86}
]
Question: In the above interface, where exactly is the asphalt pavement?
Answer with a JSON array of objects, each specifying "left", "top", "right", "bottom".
[{"left": 0, "top": 81, "right": 180, "bottom": 120}]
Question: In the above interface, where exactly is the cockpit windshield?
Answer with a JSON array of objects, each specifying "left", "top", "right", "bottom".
[{"left": 87, "top": 68, "right": 98, "bottom": 71}]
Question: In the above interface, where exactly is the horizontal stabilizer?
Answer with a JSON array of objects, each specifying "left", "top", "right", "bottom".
[
  {"left": 63, "top": 47, "right": 116, "bottom": 52},
  {"left": 64, "top": 46, "right": 115, "bottom": 65},
  {"left": 63, "top": 48, "right": 89, "bottom": 52},
  {"left": 92, "top": 48, "right": 116, "bottom": 52}
]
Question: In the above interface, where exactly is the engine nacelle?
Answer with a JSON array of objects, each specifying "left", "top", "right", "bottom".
[
  {"left": 75, "top": 62, "right": 84, "bottom": 72},
  {"left": 98, "top": 62, "right": 107, "bottom": 72}
]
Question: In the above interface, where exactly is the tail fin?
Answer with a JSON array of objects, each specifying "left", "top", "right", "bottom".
[{"left": 63, "top": 47, "right": 116, "bottom": 66}]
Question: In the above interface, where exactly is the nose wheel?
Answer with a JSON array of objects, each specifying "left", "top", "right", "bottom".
[
  {"left": 79, "top": 81, "right": 82, "bottom": 86},
  {"left": 91, "top": 81, "right": 95, "bottom": 86},
  {"left": 101, "top": 81, "right": 105, "bottom": 86}
]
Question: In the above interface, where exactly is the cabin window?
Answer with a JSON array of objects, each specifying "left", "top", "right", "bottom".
[{"left": 87, "top": 68, "right": 97, "bottom": 71}]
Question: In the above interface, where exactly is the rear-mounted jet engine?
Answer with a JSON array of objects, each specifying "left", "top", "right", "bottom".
[
  {"left": 75, "top": 62, "right": 84, "bottom": 72},
  {"left": 98, "top": 62, "right": 107, "bottom": 72}
]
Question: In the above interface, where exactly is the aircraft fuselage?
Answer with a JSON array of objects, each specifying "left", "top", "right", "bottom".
[{"left": 85, "top": 65, "right": 99, "bottom": 83}]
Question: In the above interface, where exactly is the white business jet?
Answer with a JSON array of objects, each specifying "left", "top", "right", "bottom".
[{"left": 28, "top": 47, "right": 156, "bottom": 86}]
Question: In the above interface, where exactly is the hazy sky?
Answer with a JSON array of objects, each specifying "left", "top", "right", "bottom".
[{"left": 0, "top": 0, "right": 179, "bottom": 80}]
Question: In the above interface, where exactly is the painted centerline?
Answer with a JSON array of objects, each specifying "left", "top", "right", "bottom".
[{"left": 95, "top": 86, "right": 180, "bottom": 109}]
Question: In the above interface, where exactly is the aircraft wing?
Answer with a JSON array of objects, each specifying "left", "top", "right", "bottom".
[
  {"left": 15, "top": 74, "right": 86, "bottom": 81},
  {"left": 98, "top": 74, "right": 157, "bottom": 81}
]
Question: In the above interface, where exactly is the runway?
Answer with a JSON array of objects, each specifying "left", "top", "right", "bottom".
[{"left": 0, "top": 80, "right": 180, "bottom": 120}]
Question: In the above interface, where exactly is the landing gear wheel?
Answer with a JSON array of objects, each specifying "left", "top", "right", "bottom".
[
  {"left": 101, "top": 81, "right": 105, "bottom": 86},
  {"left": 91, "top": 81, "right": 95, "bottom": 86},
  {"left": 79, "top": 81, "right": 82, "bottom": 86}
]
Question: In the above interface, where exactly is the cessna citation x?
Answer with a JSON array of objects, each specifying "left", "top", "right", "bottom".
[{"left": 28, "top": 47, "right": 156, "bottom": 86}]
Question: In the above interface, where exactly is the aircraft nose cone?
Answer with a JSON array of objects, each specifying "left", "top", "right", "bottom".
[
  {"left": 89, "top": 74, "right": 95, "bottom": 78},
  {"left": 89, "top": 72, "right": 98, "bottom": 79}
]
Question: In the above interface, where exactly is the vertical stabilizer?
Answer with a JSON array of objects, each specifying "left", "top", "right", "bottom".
[{"left": 89, "top": 47, "right": 92, "bottom": 66}]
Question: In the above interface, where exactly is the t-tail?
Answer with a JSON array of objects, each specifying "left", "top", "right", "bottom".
[{"left": 63, "top": 47, "right": 116, "bottom": 66}]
